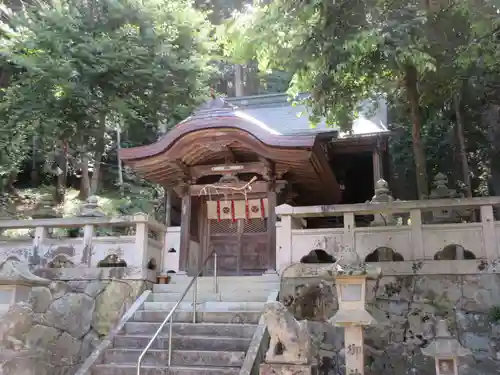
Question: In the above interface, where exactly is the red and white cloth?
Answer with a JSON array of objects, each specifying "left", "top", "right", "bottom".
[{"left": 207, "top": 198, "right": 268, "bottom": 221}]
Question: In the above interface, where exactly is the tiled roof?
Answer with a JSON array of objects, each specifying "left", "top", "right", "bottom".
[{"left": 224, "top": 93, "right": 389, "bottom": 137}]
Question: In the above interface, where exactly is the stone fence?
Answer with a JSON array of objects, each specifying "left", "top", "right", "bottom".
[
  {"left": 276, "top": 195, "right": 500, "bottom": 273},
  {"left": 278, "top": 262, "right": 500, "bottom": 375},
  {"left": 0, "top": 214, "right": 172, "bottom": 276}
]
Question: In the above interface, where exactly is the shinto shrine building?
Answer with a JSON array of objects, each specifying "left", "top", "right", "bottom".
[{"left": 119, "top": 93, "right": 390, "bottom": 275}]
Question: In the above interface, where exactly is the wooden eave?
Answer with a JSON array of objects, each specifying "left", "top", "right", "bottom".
[
  {"left": 119, "top": 112, "right": 341, "bottom": 204},
  {"left": 328, "top": 133, "right": 391, "bottom": 154}
]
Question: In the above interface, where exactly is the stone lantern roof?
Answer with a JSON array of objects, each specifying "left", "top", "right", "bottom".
[
  {"left": 0, "top": 259, "right": 50, "bottom": 286},
  {"left": 422, "top": 320, "right": 470, "bottom": 358}
]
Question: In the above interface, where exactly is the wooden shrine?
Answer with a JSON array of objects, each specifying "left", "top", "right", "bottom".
[{"left": 119, "top": 98, "right": 389, "bottom": 276}]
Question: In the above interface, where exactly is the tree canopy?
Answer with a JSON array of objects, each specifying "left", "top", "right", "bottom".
[
  {"left": 0, "top": 0, "right": 215, "bottom": 198},
  {"left": 221, "top": 0, "right": 500, "bottom": 198}
]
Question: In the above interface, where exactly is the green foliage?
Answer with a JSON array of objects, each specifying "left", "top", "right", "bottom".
[
  {"left": 489, "top": 305, "right": 500, "bottom": 323},
  {"left": 0, "top": 0, "right": 216, "bottom": 186},
  {"left": 221, "top": 0, "right": 498, "bottom": 128},
  {"left": 220, "top": 0, "right": 500, "bottom": 197}
]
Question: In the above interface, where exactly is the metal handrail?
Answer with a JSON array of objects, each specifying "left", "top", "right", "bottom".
[{"left": 136, "top": 251, "right": 218, "bottom": 375}]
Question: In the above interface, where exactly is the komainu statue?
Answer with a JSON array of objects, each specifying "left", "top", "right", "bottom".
[{"left": 262, "top": 301, "right": 312, "bottom": 364}]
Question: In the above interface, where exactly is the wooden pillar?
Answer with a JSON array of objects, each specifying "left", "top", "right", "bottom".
[
  {"left": 179, "top": 189, "right": 192, "bottom": 273},
  {"left": 267, "top": 191, "right": 277, "bottom": 271},
  {"left": 266, "top": 162, "right": 277, "bottom": 272},
  {"left": 372, "top": 146, "right": 383, "bottom": 186}
]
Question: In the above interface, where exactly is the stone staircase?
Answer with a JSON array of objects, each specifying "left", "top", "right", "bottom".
[{"left": 92, "top": 274, "right": 280, "bottom": 375}]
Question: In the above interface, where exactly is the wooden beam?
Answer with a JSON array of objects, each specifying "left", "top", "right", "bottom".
[
  {"left": 224, "top": 146, "right": 236, "bottom": 163},
  {"left": 190, "top": 162, "right": 269, "bottom": 181},
  {"left": 190, "top": 180, "right": 288, "bottom": 196},
  {"left": 170, "top": 159, "right": 190, "bottom": 180}
]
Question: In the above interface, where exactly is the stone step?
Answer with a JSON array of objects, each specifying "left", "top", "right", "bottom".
[
  {"left": 153, "top": 282, "right": 279, "bottom": 293},
  {"left": 132, "top": 310, "right": 261, "bottom": 324},
  {"left": 104, "top": 349, "right": 245, "bottom": 367},
  {"left": 167, "top": 275, "right": 278, "bottom": 284},
  {"left": 93, "top": 364, "right": 239, "bottom": 375},
  {"left": 123, "top": 322, "right": 256, "bottom": 338},
  {"left": 149, "top": 291, "right": 273, "bottom": 303},
  {"left": 143, "top": 301, "right": 266, "bottom": 312},
  {"left": 113, "top": 335, "right": 251, "bottom": 351}
]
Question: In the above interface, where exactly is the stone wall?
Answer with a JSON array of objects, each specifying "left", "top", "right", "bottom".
[
  {"left": 281, "top": 269, "right": 500, "bottom": 375},
  {"left": 0, "top": 267, "right": 152, "bottom": 375}
]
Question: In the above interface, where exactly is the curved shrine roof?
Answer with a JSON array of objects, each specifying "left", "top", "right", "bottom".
[{"left": 119, "top": 97, "right": 343, "bottom": 204}]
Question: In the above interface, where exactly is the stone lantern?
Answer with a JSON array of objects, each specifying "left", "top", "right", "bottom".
[
  {"left": 428, "top": 173, "right": 471, "bottom": 223},
  {"left": 0, "top": 258, "right": 50, "bottom": 314},
  {"left": 369, "top": 179, "right": 397, "bottom": 226},
  {"left": 0, "top": 258, "right": 51, "bottom": 374},
  {"left": 422, "top": 319, "right": 470, "bottom": 375},
  {"left": 77, "top": 196, "right": 105, "bottom": 218},
  {"left": 329, "top": 248, "right": 381, "bottom": 375},
  {"left": 32, "top": 194, "right": 61, "bottom": 220}
]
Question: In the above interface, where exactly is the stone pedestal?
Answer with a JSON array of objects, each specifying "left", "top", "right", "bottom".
[
  {"left": 328, "top": 251, "right": 381, "bottom": 375},
  {"left": 260, "top": 363, "right": 317, "bottom": 375},
  {"left": 345, "top": 326, "right": 364, "bottom": 375},
  {"left": 0, "top": 349, "right": 48, "bottom": 375}
]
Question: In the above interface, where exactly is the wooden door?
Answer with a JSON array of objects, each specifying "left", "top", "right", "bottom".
[
  {"left": 207, "top": 218, "right": 269, "bottom": 276},
  {"left": 207, "top": 219, "right": 240, "bottom": 276},
  {"left": 240, "top": 218, "right": 268, "bottom": 275}
]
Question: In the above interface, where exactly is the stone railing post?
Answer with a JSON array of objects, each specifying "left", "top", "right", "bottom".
[
  {"left": 30, "top": 226, "right": 48, "bottom": 266},
  {"left": 276, "top": 205, "right": 293, "bottom": 269},
  {"left": 344, "top": 212, "right": 355, "bottom": 250},
  {"left": 134, "top": 214, "right": 149, "bottom": 268},
  {"left": 480, "top": 204, "right": 498, "bottom": 259},
  {"left": 410, "top": 209, "right": 424, "bottom": 260},
  {"left": 77, "top": 196, "right": 104, "bottom": 266}
]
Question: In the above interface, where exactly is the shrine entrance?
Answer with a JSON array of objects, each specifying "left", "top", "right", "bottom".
[{"left": 204, "top": 197, "right": 270, "bottom": 276}]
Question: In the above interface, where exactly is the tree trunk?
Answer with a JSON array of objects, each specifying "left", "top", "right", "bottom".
[
  {"left": 90, "top": 114, "right": 106, "bottom": 195},
  {"left": 483, "top": 104, "right": 500, "bottom": 196},
  {"left": 90, "top": 152, "right": 102, "bottom": 195},
  {"left": 116, "top": 127, "right": 124, "bottom": 196},
  {"left": 79, "top": 156, "right": 91, "bottom": 200},
  {"left": 404, "top": 65, "right": 428, "bottom": 199},
  {"left": 30, "top": 135, "right": 40, "bottom": 186},
  {"left": 54, "top": 145, "right": 68, "bottom": 203},
  {"left": 5, "top": 171, "right": 18, "bottom": 195},
  {"left": 453, "top": 93, "right": 472, "bottom": 197}
]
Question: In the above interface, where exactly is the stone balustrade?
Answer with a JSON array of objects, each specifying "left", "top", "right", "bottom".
[
  {"left": 0, "top": 214, "right": 169, "bottom": 275},
  {"left": 276, "top": 196, "right": 500, "bottom": 273}
]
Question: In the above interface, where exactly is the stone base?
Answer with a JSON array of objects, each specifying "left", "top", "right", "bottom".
[
  {"left": 0, "top": 349, "right": 49, "bottom": 375},
  {"left": 260, "top": 363, "right": 317, "bottom": 375}
]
